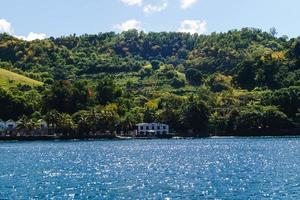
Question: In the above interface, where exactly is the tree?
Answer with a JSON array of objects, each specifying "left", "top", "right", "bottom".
[
  {"left": 185, "top": 68, "right": 203, "bottom": 85},
  {"left": 207, "top": 73, "right": 232, "bottom": 92},
  {"left": 0, "top": 88, "right": 33, "bottom": 120},
  {"left": 96, "top": 77, "right": 122, "bottom": 105},
  {"left": 73, "top": 80, "right": 92, "bottom": 110},
  {"left": 235, "top": 60, "right": 256, "bottom": 90},
  {"left": 56, "top": 113, "right": 75, "bottom": 135},
  {"left": 16, "top": 115, "right": 30, "bottom": 132},
  {"left": 180, "top": 97, "right": 210, "bottom": 135},
  {"left": 150, "top": 60, "right": 161, "bottom": 70},
  {"left": 157, "top": 94, "right": 184, "bottom": 130},
  {"left": 44, "top": 110, "right": 60, "bottom": 133},
  {"left": 263, "top": 86, "right": 300, "bottom": 118},
  {"left": 72, "top": 110, "right": 91, "bottom": 134},
  {"left": 98, "top": 104, "right": 121, "bottom": 133},
  {"left": 269, "top": 27, "right": 278, "bottom": 37},
  {"left": 235, "top": 105, "right": 289, "bottom": 131},
  {"left": 143, "top": 108, "right": 157, "bottom": 123},
  {"left": 120, "top": 108, "right": 143, "bottom": 133},
  {"left": 17, "top": 115, "right": 39, "bottom": 134},
  {"left": 171, "top": 77, "right": 185, "bottom": 88},
  {"left": 43, "top": 81, "right": 75, "bottom": 113}
]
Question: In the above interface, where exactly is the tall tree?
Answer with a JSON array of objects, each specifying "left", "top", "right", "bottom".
[
  {"left": 180, "top": 97, "right": 210, "bottom": 135},
  {"left": 96, "top": 77, "right": 122, "bottom": 105}
]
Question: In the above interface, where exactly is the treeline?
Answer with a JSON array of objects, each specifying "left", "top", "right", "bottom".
[
  {"left": 0, "top": 28, "right": 300, "bottom": 135},
  {"left": 1, "top": 77, "right": 299, "bottom": 135}
]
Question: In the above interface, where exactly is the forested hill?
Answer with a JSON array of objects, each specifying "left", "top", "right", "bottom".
[{"left": 0, "top": 28, "right": 300, "bottom": 135}]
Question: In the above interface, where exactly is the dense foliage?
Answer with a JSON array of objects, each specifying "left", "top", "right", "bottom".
[{"left": 1, "top": 28, "right": 300, "bottom": 136}]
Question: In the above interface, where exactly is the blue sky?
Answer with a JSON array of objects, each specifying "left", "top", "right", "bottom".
[{"left": 0, "top": 0, "right": 299, "bottom": 40}]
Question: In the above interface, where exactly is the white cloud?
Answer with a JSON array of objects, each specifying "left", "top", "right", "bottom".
[
  {"left": 121, "top": 0, "right": 142, "bottom": 6},
  {"left": 180, "top": 0, "right": 198, "bottom": 9},
  {"left": 16, "top": 32, "right": 47, "bottom": 41},
  {"left": 0, "top": 18, "right": 46, "bottom": 41},
  {"left": 178, "top": 20, "right": 207, "bottom": 34},
  {"left": 0, "top": 19, "right": 13, "bottom": 34},
  {"left": 143, "top": 0, "right": 168, "bottom": 14},
  {"left": 114, "top": 19, "right": 142, "bottom": 31}
]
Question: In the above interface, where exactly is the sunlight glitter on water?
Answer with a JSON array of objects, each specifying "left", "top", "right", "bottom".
[{"left": 0, "top": 138, "right": 300, "bottom": 199}]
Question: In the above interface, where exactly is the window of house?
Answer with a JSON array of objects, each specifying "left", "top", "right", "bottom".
[
  {"left": 140, "top": 126, "right": 144, "bottom": 130},
  {"left": 163, "top": 126, "right": 166, "bottom": 129}
]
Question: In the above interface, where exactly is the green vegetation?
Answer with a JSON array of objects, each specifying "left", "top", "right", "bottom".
[
  {"left": 0, "top": 28, "right": 300, "bottom": 136},
  {"left": 0, "top": 68, "right": 43, "bottom": 89}
]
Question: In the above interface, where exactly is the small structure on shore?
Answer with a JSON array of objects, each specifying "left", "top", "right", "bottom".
[
  {"left": 0, "top": 119, "right": 49, "bottom": 137},
  {"left": 0, "top": 119, "right": 17, "bottom": 136},
  {"left": 136, "top": 123, "right": 169, "bottom": 137},
  {"left": 5, "top": 120, "right": 17, "bottom": 130}
]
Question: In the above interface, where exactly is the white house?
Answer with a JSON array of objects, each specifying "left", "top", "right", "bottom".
[
  {"left": 136, "top": 123, "right": 169, "bottom": 136},
  {"left": 5, "top": 120, "right": 17, "bottom": 130}
]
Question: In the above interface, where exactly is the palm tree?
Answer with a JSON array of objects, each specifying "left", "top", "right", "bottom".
[
  {"left": 44, "top": 110, "right": 60, "bottom": 134},
  {"left": 87, "top": 108, "right": 99, "bottom": 133},
  {"left": 16, "top": 115, "right": 30, "bottom": 135},
  {"left": 27, "top": 119, "right": 39, "bottom": 135},
  {"left": 72, "top": 110, "right": 90, "bottom": 136},
  {"left": 57, "top": 113, "right": 75, "bottom": 136},
  {"left": 77, "top": 115, "right": 90, "bottom": 135}
]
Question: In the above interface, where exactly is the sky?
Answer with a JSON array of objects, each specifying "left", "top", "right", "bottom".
[{"left": 0, "top": 0, "right": 299, "bottom": 41}]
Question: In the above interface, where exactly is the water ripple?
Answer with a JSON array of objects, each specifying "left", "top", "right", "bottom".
[{"left": 0, "top": 138, "right": 300, "bottom": 199}]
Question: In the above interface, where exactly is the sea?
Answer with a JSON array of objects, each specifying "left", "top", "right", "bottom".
[{"left": 0, "top": 137, "right": 300, "bottom": 199}]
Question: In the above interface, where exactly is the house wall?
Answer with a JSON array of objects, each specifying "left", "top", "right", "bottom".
[
  {"left": 137, "top": 123, "right": 169, "bottom": 136},
  {"left": 5, "top": 121, "right": 16, "bottom": 130}
]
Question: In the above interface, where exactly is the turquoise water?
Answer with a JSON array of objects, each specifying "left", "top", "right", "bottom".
[{"left": 0, "top": 138, "right": 300, "bottom": 199}]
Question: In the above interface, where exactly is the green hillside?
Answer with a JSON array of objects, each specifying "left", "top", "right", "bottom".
[
  {"left": 0, "top": 68, "right": 43, "bottom": 89},
  {"left": 0, "top": 29, "right": 300, "bottom": 135}
]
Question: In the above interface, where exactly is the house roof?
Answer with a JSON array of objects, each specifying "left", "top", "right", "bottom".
[{"left": 136, "top": 123, "right": 168, "bottom": 126}]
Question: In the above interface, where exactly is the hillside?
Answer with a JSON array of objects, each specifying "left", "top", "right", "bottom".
[
  {"left": 0, "top": 28, "right": 300, "bottom": 135},
  {"left": 0, "top": 68, "right": 43, "bottom": 89}
]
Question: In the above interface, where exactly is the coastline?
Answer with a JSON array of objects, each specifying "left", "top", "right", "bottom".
[{"left": 1, "top": 130, "right": 300, "bottom": 141}]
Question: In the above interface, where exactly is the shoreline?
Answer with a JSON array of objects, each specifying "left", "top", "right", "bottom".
[{"left": 1, "top": 131, "right": 300, "bottom": 141}]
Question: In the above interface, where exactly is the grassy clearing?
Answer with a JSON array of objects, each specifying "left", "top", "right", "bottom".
[{"left": 0, "top": 68, "right": 43, "bottom": 89}]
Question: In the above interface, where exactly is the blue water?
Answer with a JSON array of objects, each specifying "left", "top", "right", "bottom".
[{"left": 0, "top": 138, "right": 300, "bottom": 199}]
